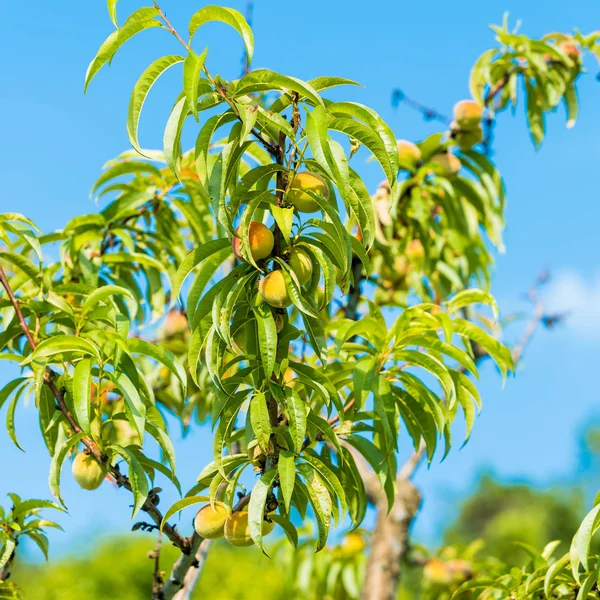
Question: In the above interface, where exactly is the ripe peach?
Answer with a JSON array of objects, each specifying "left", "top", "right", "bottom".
[
  {"left": 406, "top": 239, "right": 424, "bottom": 260},
  {"left": 453, "top": 100, "right": 483, "bottom": 130},
  {"left": 258, "top": 270, "right": 292, "bottom": 308},
  {"left": 561, "top": 41, "right": 581, "bottom": 60},
  {"left": 431, "top": 153, "right": 461, "bottom": 178},
  {"left": 164, "top": 310, "right": 189, "bottom": 338},
  {"left": 397, "top": 139, "right": 422, "bottom": 171},
  {"left": 287, "top": 171, "right": 329, "bottom": 213},
  {"left": 288, "top": 247, "right": 313, "bottom": 286},
  {"left": 232, "top": 221, "right": 274, "bottom": 262},
  {"left": 72, "top": 452, "right": 107, "bottom": 491},
  {"left": 224, "top": 511, "right": 274, "bottom": 547},
  {"left": 193, "top": 502, "right": 229, "bottom": 539},
  {"left": 423, "top": 558, "right": 453, "bottom": 585},
  {"left": 341, "top": 532, "right": 366, "bottom": 556}
]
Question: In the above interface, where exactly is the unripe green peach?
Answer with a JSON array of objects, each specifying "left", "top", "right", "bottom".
[
  {"left": 397, "top": 139, "right": 422, "bottom": 171},
  {"left": 287, "top": 171, "right": 329, "bottom": 213},
  {"left": 224, "top": 511, "right": 274, "bottom": 547},
  {"left": 288, "top": 247, "right": 313, "bottom": 286},
  {"left": 72, "top": 452, "right": 107, "bottom": 491},
  {"left": 193, "top": 502, "right": 229, "bottom": 539},
  {"left": 258, "top": 270, "right": 292, "bottom": 308},
  {"left": 453, "top": 100, "right": 483, "bottom": 130},
  {"left": 232, "top": 221, "right": 274, "bottom": 262},
  {"left": 455, "top": 125, "right": 483, "bottom": 151},
  {"left": 430, "top": 153, "right": 461, "bottom": 178}
]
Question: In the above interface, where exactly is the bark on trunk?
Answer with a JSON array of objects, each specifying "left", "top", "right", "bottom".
[{"left": 361, "top": 480, "right": 421, "bottom": 600}]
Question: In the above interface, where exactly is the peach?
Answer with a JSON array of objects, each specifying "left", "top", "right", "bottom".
[
  {"left": 397, "top": 140, "right": 422, "bottom": 171},
  {"left": 287, "top": 171, "right": 329, "bottom": 213},
  {"left": 258, "top": 270, "right": 292, "bottom": 308},
  {"left": 288, "top": 247, "right": 313, "bottom": 286},
  {"left": 232, "top": 221, "right": 274, "bottom": 262},
  {"left": 72, "top": 452, "right": 107, "bottom": 491},
  {"left": 193, "top": 502, "right": 229, "bottom": 539},
  {"left": 224, "top": 511, "right": 274, "bottom": 547},
  {"left": 453, "top": 100, "right": 483, "bottom": 130},
  {"left": 431, "top": 153, "right": 461, "bottom": 178}
]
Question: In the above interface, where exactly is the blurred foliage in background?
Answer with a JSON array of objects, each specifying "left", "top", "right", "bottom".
[{"left": 12, "top": 469, "right": 590, "bottom": 600}]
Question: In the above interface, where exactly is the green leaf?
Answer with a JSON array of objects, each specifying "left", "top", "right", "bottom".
[
  {"left": 127, "top": 55, "right": 184, "bottom": 154},
  {"left": 267, "top": 513, "right": 298, "bottom": 548},
  {"left": 235, "top": 69, "right": 325, "bottom": 109},
  {"left": 172, "top": 238, "right": 231, "bottom": 302},
  {"left": 286, "top": 391, "right": 307, "bottom": 454},
  {"left": 249, "top": 392, "right": 271, "bottom": 452},
  {"left": 107, "top": 0, "right": 119, "bottom": 26},
  {"left": 10, "top": 499, "right": 65, "bottom": 521},
  {"left": 302, "top": 312, "right": 327, "bottom": 362},
  {"left": 571, "top": 503, "right": 600, "bottom": 575},
  {"left": 248, "top": 469, "right": 276, "bottom": 552},
  {"left": 189, "top": 6, "right": 254, "bottom": 64},
  {"left": 544, "top": 554, "right": 570, "bottom": 597},
  {"left": 270, "top": 205, "right": 294, "bottom": 243},
  {"left": 82, "top": 284, "right": 136, "bottom": 314},
  {"left": 110, "top": 446, "right": 149, "bottom": 517},
  {"left": 85, "top": 7, "right": 161, "bottom": 92},
  {"left": 183, "top": 48, "right": 209, "bottom": 121},
  {"left": 254, "top": 304, "right": 277, "bottom": 377},
  {"left": 145, "top": 421, "right": 177, "bottom": 475},
  {"left": 48, "top": 432, "right": 87, "bottom": 506},
  {"left": 26, "top": 336, "right": 100, "bottom": 365},
  {"left": 564, "top": 83, "right": 578, "bottom": 128},
  {"left": 1, "top": 252, "right": 41, "bottom": 282},
  {"left": 446, "top": 288, "right": 499, "bottom": 321},
  {"left": 160, "top": 495, "right": 210, "bottom": 530},
  {"left": 278, "top": 450, "right": 295, "bottom": 514},
  {"left": 128, "top": 338, "right": 187, "bottom": 394},
  {"left": 297, "top": 465, "right": 331, "bottom": 551},
  {"left": 108, "top": 372, "right": 146, "bottom": 445},
  {"left": 6, "top": 386, "right": 25, "bottom": 451},
  {"left": 0, "top": 539, "right": 15, "bottom": 573},
  {"left": 164, "top": 95, "right": 189, "bottom": 178},
  {"left": 72, "top": 359, "right": 92, "bottom": 435}
]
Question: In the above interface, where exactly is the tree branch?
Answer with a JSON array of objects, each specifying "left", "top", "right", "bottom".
[{"left": 0, "top": 264, "right": 190, "bottom": 554}]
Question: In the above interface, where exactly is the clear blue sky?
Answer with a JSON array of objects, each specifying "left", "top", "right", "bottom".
[{"left": 2, "top": 0, "right": 600, "bottom": 558}]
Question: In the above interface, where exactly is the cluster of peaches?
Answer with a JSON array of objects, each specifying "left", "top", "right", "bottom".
[
  {"left": 397, "top": 99, "right": 485, "bottom": 179},
  {"left": 232, "top": 171, "right": 328, "bottom": 309}
]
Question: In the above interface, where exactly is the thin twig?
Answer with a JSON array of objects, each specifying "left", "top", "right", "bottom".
[{"left": 151, "top": 533, "right": 164, "bottom": 600}]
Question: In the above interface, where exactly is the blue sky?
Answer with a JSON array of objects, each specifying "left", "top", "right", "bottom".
[{"left": 2, "top": 0, "right": 600, "bottom": 558}]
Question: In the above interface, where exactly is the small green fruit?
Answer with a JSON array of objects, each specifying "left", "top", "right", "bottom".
[
  {"left": 288, "top": 248, "right": 313, "bottom": 286},
  {"left": 72, "top": 452, "right": 107, "bottom": 491}
]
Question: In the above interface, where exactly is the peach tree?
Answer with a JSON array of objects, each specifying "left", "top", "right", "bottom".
[{"left": 0, "top": 3, "right": 596, "bottom": 600}]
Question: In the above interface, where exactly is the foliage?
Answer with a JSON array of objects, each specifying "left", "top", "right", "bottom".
[
  {"left": 1, "top": 2, "right": 599, "bottom": 598},
  {"left": 13, "top": 536, "right": 286, "bottom": 600},
  {"left": 444, "top": 476, "right": 585, "bottom": 565},
  {"left": 0, "top": 495, "right": 64, "bottom": 598}
]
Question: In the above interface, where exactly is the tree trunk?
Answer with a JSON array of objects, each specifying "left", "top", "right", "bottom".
[{"left": 361, "top": 480, "right": 421, "bottom": 600}]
